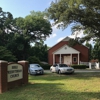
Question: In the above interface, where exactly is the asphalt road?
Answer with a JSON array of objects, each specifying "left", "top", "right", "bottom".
[{"left": 44, "top": 69, "right": 100, "bottom": 73}]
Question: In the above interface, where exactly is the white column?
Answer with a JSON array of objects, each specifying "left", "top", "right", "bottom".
[
  {"left": 70, "top": 54, "right": 72, "bottom": 65},
  {"left": 78, "top": 53, "right": 80, "bottom": 65},
  {"left": 60, "top": 54, "right": 61, "bottom": 64},
  {"left": 53, "top": 54, "right": 55, "bottom": 64},
  {"left": 89, "top": 62, "right": 91, "bottom": 69}
]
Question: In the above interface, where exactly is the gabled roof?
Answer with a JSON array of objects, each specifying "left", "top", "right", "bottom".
[
  {"left": 53, "top": 44, "right": 80, "bottom": 54},
  {"left": 49, "top": 36, "right": 89, "bottom": 50},
  {"left": 49, "top": 36, "right": 70, "bottom": 50}
]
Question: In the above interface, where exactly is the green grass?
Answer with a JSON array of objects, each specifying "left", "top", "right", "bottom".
[{"left": 0, "top": 72, "right": 100, "bottom": 100}]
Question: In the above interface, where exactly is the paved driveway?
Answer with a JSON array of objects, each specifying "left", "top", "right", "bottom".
[
  {"left": 74, "top": 69, "right": 100, "bottom": 72},
  {"left": 44, "top": 69, "right": 100, "bottom": 73}
]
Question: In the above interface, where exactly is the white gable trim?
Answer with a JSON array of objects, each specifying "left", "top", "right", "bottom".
[
  {"left": 49, "top": 36, "right": 89, "bottom": 50},
  {"left": 53, "top": 44, "right": 80, "bottom": 54},
  {"left": 48, "top": 36, "right": 70, "bottom": 50}
]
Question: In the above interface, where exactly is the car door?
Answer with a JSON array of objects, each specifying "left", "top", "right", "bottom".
[
  {"left": 52, "top": 64, "right": 57, "bottom": 72},
  {"left": 55, "top": 64, "right": 59, "bottom": 72}
]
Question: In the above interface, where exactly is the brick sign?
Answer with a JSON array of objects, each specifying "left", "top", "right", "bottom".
[
  {"left": 7, "top": 64, "right": 23, "bottom": 82},
  {"left": 0, "top": 60, "right": 28, "bottom": 93}
]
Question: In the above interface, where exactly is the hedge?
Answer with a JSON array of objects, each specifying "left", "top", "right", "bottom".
[
  {"left": 40, "top": 63, "right": 51, "bottom": 70},
  {"left": 71, "top": 64, "right": 89, "bottom": 69}
]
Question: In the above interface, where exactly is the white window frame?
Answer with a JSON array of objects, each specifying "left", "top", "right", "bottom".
[{"left": 73, "top": 57, "right": 77, "bottom": 62}]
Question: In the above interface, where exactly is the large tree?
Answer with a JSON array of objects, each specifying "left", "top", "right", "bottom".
[
  {"left": 47, "top": 0, "right": 100, "bottom": 43},
  {"left": 0, "top": 46, "right": 16, "bottom": 61},
  {"left": 0, "top": 8, "right": 52, "bottom": 61},
  {"left": 85, "top": 42, "right": 93, "bottom": 61},
  {"left": 92, "top": 41, "right": 100, "bottom": 61},
  {"left": 11, "top": 11, "right": 52, "bottom": 60},
  {"left": 29, "top": 41, "right": 48, "bottom": 62},
  {"left": 0, "top": 7, "right": 14, "bottom": 46}
]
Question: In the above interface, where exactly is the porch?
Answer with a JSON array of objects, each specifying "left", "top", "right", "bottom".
[
  {"left": 52, "top": 45, "right": 80, "bottom": 65},
  {"left": 53, "top": 53, "right": 80, "bottom": 65}
]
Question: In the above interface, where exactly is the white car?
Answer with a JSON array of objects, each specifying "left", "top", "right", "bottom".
[
  {"left": 28, "top": 64, "right": 44, "bottom": 75},
  {"left": 50, "top": 64, "right": 74, "bottom": 74}
]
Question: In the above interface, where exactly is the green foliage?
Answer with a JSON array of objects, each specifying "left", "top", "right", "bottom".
[
  {"left": 40, "top": 63, "right": 51, "bottom": 70},
  {"left": 29, "top": 42, "right": 48, "bottom": 62},
  {"left": 68, "top": 38, "right": 79, "bottom": 47},
  {"left": 0, "top": 46, "right": 17, "bottom": 61},
  {"left": 0, "top": 7, "right": 14, "bottom": 46},
  {"left": 27, "top": 56, "right": 40, "bottom": 64},
  {"left": 15, "top": 11, "right": 52, "bottom": 43},
  {"left": 92, "top": 41, "right": 100, "bottom": 61},
  {"left": 71, "top": 64, "right": 88, "bottom": 69},
  {"left": 47, "top": 0, "right": 100, "bottom": 43},
  {"left": 85, "top": 42, "right": 93, "bottom": 60},
  {"left": 0, "top": 8, "right": 52, "bottom": 61}
]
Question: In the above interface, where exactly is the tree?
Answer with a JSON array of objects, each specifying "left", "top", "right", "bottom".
[
  {"left": 6, "top": 34, "right": 31, "bottom": 60},
  {"left": 29, "top": 41, "right": 48, "bottom": 62},
  {"left": 10, "top": 11, "right": 52, "bottom": 60},
  {"left": 46, "top": 0, "right": 100, "bottom": 43},
  {"left": 0, "top": 8, "right": 52, "bottom": 61},
  {"left": 92, "top": 41, "right": 100, "bottom": 61},
  {"left": 27, "top": 56, "right": 40, "bottom": 64},
  {"left": 14, "top": 11, "right": 52, "bottom": 43},
  {"left": 0, "top": 7, "right": 13, "bottom": 46},
  {"left": 0, "top": 46, "right": 17, "bottom": 61},
  {"left": 85, "top": 42, "right": 93, "bottom": 61}
]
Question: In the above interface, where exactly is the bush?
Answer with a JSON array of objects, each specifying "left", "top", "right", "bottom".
[
  {"left": 71, "top": 64, "right": 88, "bottom": 69},
  {"left": 27, "top": 56, "right": 40, "bottom": 64},
  {"left": 27, "top": 56, "right": 51, "bottom": 69},
  {"left": 40, "top": 63, "right": 51, "bottom": 70}
]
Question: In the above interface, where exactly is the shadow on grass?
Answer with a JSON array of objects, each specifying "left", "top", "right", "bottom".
[{"left": 0, "top": 82, "right": 100, "bottom": 100}]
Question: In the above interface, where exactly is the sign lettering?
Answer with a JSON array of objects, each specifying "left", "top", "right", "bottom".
[{"left": 7, "top": 64, "right": 23, "bottom": 82}]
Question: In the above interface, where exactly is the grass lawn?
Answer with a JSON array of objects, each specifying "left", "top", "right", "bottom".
[{"left": 0, "top": 72, "right": 100, "bottom": 100}]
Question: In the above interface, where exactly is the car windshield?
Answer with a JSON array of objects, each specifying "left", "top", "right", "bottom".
[
  {"left": 30, "top": 64, "right": 41, "bottom": 68},
  {"left": 59, "top": 64, "right": 68, "bottom": 67}
]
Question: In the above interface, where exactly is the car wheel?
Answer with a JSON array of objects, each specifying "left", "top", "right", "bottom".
[
  {"left": 29, "top": 71, "right": 32, "bottom": 75},
  {"left": 58, "top": 70, "right": 61, "bottom": 74},
  {"left": 50, "top": 68, "right": 53, "bottom": 73},
  {"left": 41, "top": 71, "right": 44, "bottom": 75}
]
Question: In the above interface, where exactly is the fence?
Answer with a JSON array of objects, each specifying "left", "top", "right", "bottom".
[
  {"left": 89, "top": 62, "right": 100, "bottom": 69},
  {"left": 80, "top": 61, "right": 89, "bottom": 66}
]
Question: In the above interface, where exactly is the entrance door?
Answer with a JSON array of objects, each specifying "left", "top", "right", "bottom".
[{"left": 64, "top": 56, "right": 71, "bottom": 65}]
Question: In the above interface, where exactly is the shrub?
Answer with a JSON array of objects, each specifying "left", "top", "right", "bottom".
[
  {"left": 27, "top": 56, "right": 40, "bottom": 64},
  {"left": 71, "top": 64, "right": 88, "bottom": 69},
  {"left": 40, "top": 63, "right": 51, "bottom": 70}
]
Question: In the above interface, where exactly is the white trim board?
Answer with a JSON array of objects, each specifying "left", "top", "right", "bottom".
[{"left": 53, "top": 44, "right": 80, "bottom": 54}]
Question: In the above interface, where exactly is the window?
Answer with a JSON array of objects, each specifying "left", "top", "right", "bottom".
[
  {"left": 59, "top": 64, "right": 68, "bottom": 67},
  {"left": 73, "top": 57, "right": 77, "bottom": 62},
  {"left": 53, "top": 64, "right": 57, "bottom": 67}
]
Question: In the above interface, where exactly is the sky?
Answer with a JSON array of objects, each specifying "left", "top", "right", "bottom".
[{"left": 0, "top": 0, "right": 77, "bottom": 47}]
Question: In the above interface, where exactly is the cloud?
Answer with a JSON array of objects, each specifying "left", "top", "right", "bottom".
[
  {"left": 69, "top": 30, "right": 84, "bottom": 39},
  {"left": 48, "top": 33, "right": 57, "bottom": 39},
  {"left": 47, "top": 23, "right": 58, "bottom": 39},
  {"left": 69, "top": 30, "right": 94, "bottom": 45},
  {"left": 57, "top": 37, "right": 65, "bottom": 43}
]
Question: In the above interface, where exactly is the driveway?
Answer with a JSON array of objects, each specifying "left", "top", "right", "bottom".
[
  {"left": 74, "top": 69, "right": 100, "bottom": 72},
  {"left": 44, "top": 69, "right": 100, "bottom": 73}
]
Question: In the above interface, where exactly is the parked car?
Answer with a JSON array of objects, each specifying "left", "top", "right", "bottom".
[
  {"left": 28, "top": 64, "right": 44, "bottom": 75},
  {"left": 50, "top": 63, "right": 74, "bottom": 74}
]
